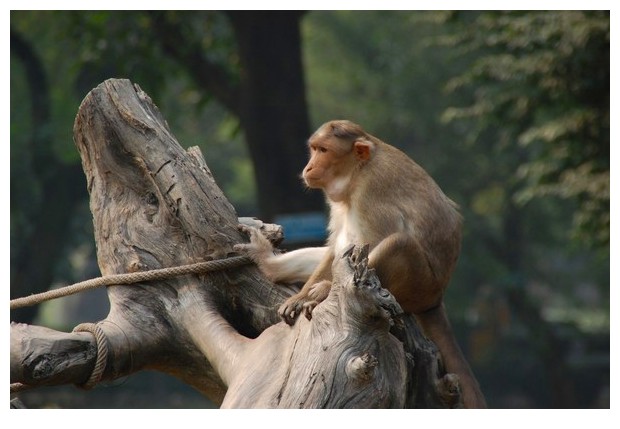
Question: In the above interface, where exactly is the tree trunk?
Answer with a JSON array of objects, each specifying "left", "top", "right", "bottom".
[
  {"left": 150, "top": 11, "right": 324, "bottom": 221},
  {"left": 10, "top": 79, "right": 460, "bottom": 408},
  {"left": 227, "top": 11, "right": 325, "bottom": 220},
  {"left": 10, "top": 29, "right": 88, "bottom": 324}
]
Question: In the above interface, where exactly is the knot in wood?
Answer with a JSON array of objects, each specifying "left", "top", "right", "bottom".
[
  {"left": 345, "top": 352, "right": 378, "bottom": 383},
  {"left": 436, "top": 373, "right": 463, "bottom": 408}
]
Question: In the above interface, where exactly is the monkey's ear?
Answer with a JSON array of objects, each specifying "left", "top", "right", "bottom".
[{"left": 353, "top": 140, "right": 375, "bottom": 161}]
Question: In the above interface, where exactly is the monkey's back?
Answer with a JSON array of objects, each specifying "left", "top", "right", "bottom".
[{"left": 353, "top": 140, "right": 462, "bottom": 287}]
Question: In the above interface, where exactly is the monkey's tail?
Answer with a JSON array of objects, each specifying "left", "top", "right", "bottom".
[{"left": 416, "top": 303, "right": 488, "bottom": 409}]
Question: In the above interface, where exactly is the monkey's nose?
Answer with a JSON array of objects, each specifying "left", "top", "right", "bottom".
[{"left": 302, "top": 166, "right": 314, "bottom": 180}]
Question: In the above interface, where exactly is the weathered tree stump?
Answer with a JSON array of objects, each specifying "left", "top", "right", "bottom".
[{"left": 10, "top": 79, "right": 461, "bottom": 408}]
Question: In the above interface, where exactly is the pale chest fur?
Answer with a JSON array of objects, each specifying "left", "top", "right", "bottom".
[
  {"left": 327, "top": 203, "right": 352, "bottom": 255},
  {"left": 328, "top": 202, "right": 407, "bottom": 256}
]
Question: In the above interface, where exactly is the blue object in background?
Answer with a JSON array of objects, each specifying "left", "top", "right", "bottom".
[{"left": 274, "top": 212, "right": 327, "bottom": 244}]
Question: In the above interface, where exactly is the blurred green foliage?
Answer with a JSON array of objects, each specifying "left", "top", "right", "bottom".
[
  {"left": 11, "top": 10, "right": 609, "bottom": 408},
  {"left": 438, "top": 11, "right": 609, "bottom": 249}
]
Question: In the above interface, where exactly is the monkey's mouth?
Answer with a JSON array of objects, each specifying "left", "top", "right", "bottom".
[{"left": 302, "top": 175, "right": 322, "bottom": 189}]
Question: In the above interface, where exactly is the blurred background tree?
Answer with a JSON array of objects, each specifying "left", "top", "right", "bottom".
[{"left": 10, "top": 10, "right": 609, "bottom": 409}]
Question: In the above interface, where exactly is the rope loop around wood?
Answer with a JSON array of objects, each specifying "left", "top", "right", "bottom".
[
  {"left": 10, "top": 322, "right": 110, "bottom": 394},
  {"left": 72, "top": 322, "right": 109, "bottom": 389}
]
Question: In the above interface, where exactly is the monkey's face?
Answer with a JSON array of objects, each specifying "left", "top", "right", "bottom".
[
  {"left": 302, "top": 132, "right": 364, "bottom": 202},
  {"left": 302, "top": 141, "right": 338, "bottom": 188},
  {"left": 302, "top": 121, "right": 375, "bottom": 202}
]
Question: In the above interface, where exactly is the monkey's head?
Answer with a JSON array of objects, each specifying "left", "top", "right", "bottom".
[{"left": 302, "top": 120, "right": 376, "bottom": 202}]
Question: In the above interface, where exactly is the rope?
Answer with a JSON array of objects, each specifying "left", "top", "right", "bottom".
[
  {"left": 9, "top": 254, "right": 253, "bottom": 392},
  {"left": 10, "top": 255, "right": 252, "bottom": 310},
  {"left": 72, "top": 323, "right": 108, "bottom": 389}
]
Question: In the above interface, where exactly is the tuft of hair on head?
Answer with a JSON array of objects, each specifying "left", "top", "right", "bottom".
[{"left": 329, "top": 120, "right": 366, "bottom": 141}]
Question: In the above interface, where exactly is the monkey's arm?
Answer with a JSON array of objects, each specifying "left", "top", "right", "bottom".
[
  {"left": 235, "top": 225, "right": 327, "bottom": 283},
  {"left": 265, "top": 247, "right": 327, "bottom": 283}
]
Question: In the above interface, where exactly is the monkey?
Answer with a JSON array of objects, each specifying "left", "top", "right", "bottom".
[{"left": 235, "top": 120, "right": 487, "bottom": 408}]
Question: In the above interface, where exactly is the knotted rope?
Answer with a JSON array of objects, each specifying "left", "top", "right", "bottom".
[{"left": 10, "top": 255, "right": 252, "bottom": 310}]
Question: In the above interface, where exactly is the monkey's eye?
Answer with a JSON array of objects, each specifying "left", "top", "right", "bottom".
[{"left": 309, "top": 144, "right": 328, "bottom": 154}]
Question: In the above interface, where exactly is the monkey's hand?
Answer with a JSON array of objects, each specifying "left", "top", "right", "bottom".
[
  {"left": 234, "top": 225, "right": 278, "bottom": 281},
  {"left": 278, "top": 280, "right": 331, "bottom": 325},
  {"left": 278, "top": 293, "right": 306, "bottom": 325}
]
